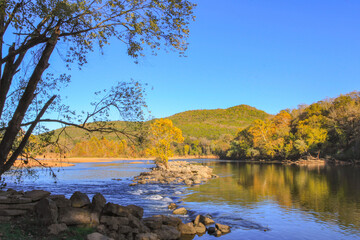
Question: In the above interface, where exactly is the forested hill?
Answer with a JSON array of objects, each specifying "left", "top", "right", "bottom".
[
  {"left": 51, "top": 104, "right": 270, "bottom": 147},
  {"left": 168, "top": 105, "right": 271, "bottom": 139}
]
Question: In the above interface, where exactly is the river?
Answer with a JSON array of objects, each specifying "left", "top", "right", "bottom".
[{"left": 4, "top": 159, "right": 360, "bottom": 240}]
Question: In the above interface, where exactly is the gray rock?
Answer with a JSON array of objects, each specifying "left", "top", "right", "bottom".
[
  {"left": 126, "top": 205, "right": 144, "bottom": 219},
  {"left": 178, "top": 222, "right": 196, "bottom": 235},
  {"left": 154, "top": 225, "right": 181, "bottom": 240},
  {"left": 118, "top": 225, "right": 133, "bottom": 234},
  {"left": 92, "top": 193, "right": 106, "bottom": 212},
  {"left": 87, "top": 232, "right": 114, "bottom": 240},
  {"left": 70, "top": 191, "right": 90, "bottom": 208},
  {"left": 24, "top": 190, "right": 50, "bottom": 201},
  {"left": 0, "top": 196, "right": 32, "bottom": 204},
  {"left": 0, "top": 209, "right": 27, "bottom": 216},
  {"left": 172, "top": 207, "right": 187, "bottom": 215},
  {"left": 129, "top": 214, "right": 141, "bottom": 228},
  {"left": 96, "top": 224, "right": 107, "bottom": 233},
  {"left": 49, "top": 195, "right": 71, "bottom": 208},
  {"left": 58, "top": 207, "right": 98, "bottom": 226},
  {"left": 0, "top": 202, "right": 37, "bottom": 210},
  {"left": 136, "top": 233, "right": 160, "bottom": 240},
  {"left": 142, "top": 216, "right": 163, "bottom": 230},
  {"left": 100, "top": 215, "right": 129, "bottom": 226},
  {"left": 48, "top": 223, "right": 68, "bottom": 235},
  {"left": 35, "top": 198, "right": 58, "bottom": 225},
  {"left": 159, "top": 215, "right": 182, "bottom": 227},
  {"left": 103, "top": 203, "right": 129, "bottom": 217}
]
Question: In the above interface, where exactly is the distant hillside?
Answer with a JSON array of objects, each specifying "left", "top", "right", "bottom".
[
  {"left": 50, "top": 104, "right": 270, "bottom": 148},
  {"left": 168, "top": 105, "right": 271, "bottom": 139}
]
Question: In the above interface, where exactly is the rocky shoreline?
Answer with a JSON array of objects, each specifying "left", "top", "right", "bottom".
[
  {"left": 0, "top": 188, "right": 230, "bottom": 240},
  {"left": 131, "top": 161, "right": 218, "bottom": 186}
]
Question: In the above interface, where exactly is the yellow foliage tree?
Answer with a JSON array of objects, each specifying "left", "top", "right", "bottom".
[{"left": 147, "top": 119, "right": 184, "bottom": 168}]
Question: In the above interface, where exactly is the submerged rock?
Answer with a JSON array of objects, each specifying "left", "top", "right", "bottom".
[
  {"left": 172, "top": 207, "right": 187, "bottom": 215},
  {"left": 215, "top": 223, "right": 231, "bottom": 234}
]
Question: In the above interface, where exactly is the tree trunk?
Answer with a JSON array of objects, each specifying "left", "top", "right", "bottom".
[
  {"left": 0, "top": 26, "right": 60, "bottom": 175},
  {"left": 0, "top": 95, "right": 56, "bottom": 175}
]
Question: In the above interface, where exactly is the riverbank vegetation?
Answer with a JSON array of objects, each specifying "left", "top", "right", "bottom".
[
  {"left": 223, "top": 92, "right": 360, "bottom": 162},
  {"left": 9, "top": 91, "right": 360, "bottom": 168}
]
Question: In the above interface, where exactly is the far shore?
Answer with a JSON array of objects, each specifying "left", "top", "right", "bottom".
[{"left": 14, "top": 155, "right": 219, "bottom": 168}]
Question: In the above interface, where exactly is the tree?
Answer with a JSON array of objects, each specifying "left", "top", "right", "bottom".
[
  {"left": 146, "top": 118, "right": 184, "bottom": 168},
  {"left": 0, "top": 0, "right": 195, "bottom": 178}
]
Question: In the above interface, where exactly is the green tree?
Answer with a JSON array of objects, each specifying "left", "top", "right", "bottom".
[
  {"left": 146, "top": 119, "right": 184, "bottom": 168},
  {"left": 0, "top": 0, "right": 195, "bottom": 178}
]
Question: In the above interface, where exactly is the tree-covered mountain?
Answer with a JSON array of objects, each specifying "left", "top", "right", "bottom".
[
  {"left": 50, "top": 104, "right": 270, "bottom": 151},
  {"left": 168, "top": 104, "right": 271, "bottom": 139}
]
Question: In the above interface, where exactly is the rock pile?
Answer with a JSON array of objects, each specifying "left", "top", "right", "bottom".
[
  {"left": 0, "top": 189, "right": 231, "bottom": 239},
  {"left": 0, "top": 189, "right": 50, "bottom": 222},
  {"left": 177, "top": 214, "right": 231, "bottom": 237},
  {"left": 132, "top": 161, "right": 218, "bottom": 186}
]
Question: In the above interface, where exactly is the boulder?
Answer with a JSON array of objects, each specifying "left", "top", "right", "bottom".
[
  {"left": 128, "top": 214, "right": 141, "bottom": 229},
  {"left": 215, "top": 223, "right": 231, "bottom": 233},
  {"left": 194, "top": 215, "right": 214, "bottom": 226},
  {"left": 178, "top": 222, "right": 196, "bottom": 235},
  {"left": 118, "top": 225, "right": 133, "bottom": 234},
  {"left": 87, "top": 232, "right": 114, "bottom": 240},
  {"left": 207, "top": 227, "right": 215, "bottom": 234},
  {"left": 49, "top": 195, "right": 71, "bottom": 208},
  {"left": 158, "top": 215, "right": 182, "bottom": 227},
  {"left": 100, "top": 215, "right": 129, "bottom": 226},
  {"left": 92, "top": 193, "right": 106, "bottom": 212},
  {"left": 0, "top": 209, "right": 27, "bottom": 216},
  {"left": 24, "top": 190, "right": 50, "bottom": 201},
  {"left": 48, "top": 223, "right": 68, "bottom": 235},
  {"left": 167, "top": 203, "right": 177, "bottom": 210},
  {"left": 194, "top": 222, "right": 206, "bottom": 234},
  {"left": 0, "top": 196, "right": 32, "bottom": 204},
  {"left": 59, "top": 207, "right": 98, "bottom": 226},
  {"left": 0, "top": 202, "right": 37, "bottom": 210},
  {"left": 172, "top": 207, "right": 187, "bottom": 215},
  {"left": 102, "top": 203, "right": 129, "bottom": 217},
  {"left": 35, "top": 198, "right": 58, "bottom": 225},
  {"left": 136, "top": 233, "right": 160, "bottom": 240},
  {"left": 214, "top": 230, "right": 222, "bottom": 237},
  {"left": 126, "top": 205, "right": 144, "bottom": 219},
  {"left": 70, "top": 191, "right": 90, "bottom": 208},
  {"left": 96, "top": 224, "right": 107, "bottom": 234},
  {"left": 154, "top": 225, "right": 181, "bottom": 240},
  {"left": 142, "top": 216, "right": 163, "bottom": 230}
]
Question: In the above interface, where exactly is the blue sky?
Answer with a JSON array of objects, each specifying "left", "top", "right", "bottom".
[{"left": 54, "top": 0, "right": 360, "bottom": 121}]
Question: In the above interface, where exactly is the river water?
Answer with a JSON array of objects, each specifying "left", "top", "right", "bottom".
[{"left": 4, "top": 159, "right": 360, "bottom": 240}]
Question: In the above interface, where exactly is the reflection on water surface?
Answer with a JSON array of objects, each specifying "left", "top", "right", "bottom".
[{"left": 4, "top": 160, "right": 360, "bottom": 240}]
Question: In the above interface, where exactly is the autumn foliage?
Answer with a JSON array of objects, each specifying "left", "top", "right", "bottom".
[
  {"left": 146, "top": 119, "right": 184, "bottom": 167},
  {"left": 225, "top": 92, "right": 360, "bottom": 161}
]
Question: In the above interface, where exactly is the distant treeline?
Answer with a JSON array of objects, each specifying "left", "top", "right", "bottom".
[
  {"left": 222, "top": 92, "right": 360, "bottom": 162},
  {"left": 68, "top": 135, "right": 229, "bottom": 158}
]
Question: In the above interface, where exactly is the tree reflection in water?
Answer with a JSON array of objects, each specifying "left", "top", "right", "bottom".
[{"left": 185, "top": 162, "right": 360, "bottom": 231}]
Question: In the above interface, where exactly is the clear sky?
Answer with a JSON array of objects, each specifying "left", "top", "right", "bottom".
[{"left": 53, "top": 0, "right": 360, "bottom": 121}]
